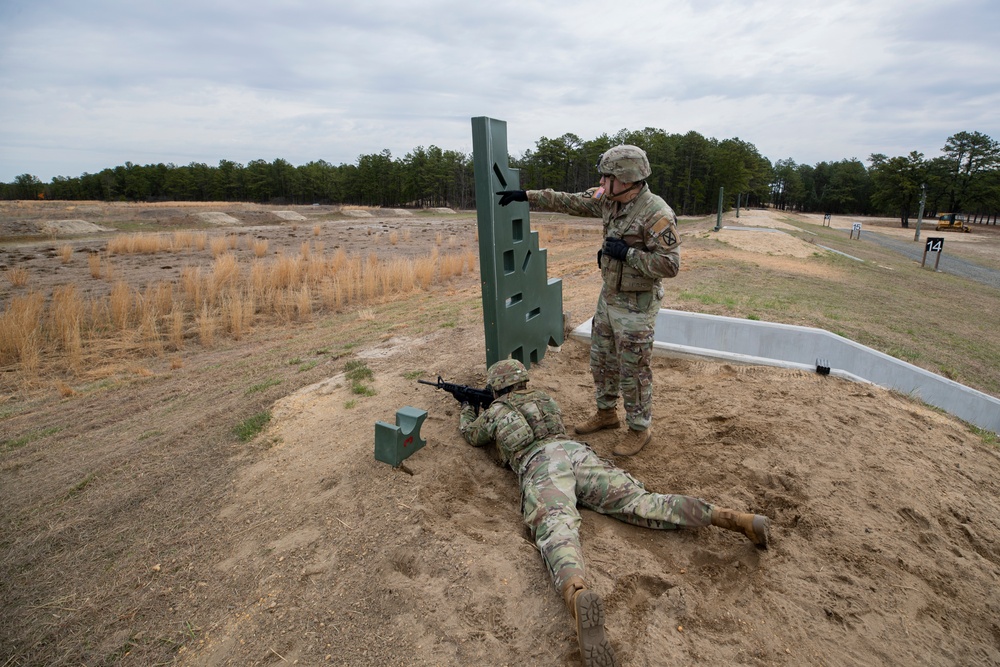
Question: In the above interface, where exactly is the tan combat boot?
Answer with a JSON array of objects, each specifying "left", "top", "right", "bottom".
[
  {"left": 574, "top": 408, "right": 620, "bottom": 435},
  {"left": 561, "top": 576, "right": 618, "bottom": 667},
  {"left": 613, "top": 427, "right": 652, "bottom": 456},
  {"left": 711, "top": 508, "right": 771, "bottom": 548}
]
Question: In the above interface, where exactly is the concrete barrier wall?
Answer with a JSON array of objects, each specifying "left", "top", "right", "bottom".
[{"left": 570, "top": 308, "right": 1000, "bottom": 435}]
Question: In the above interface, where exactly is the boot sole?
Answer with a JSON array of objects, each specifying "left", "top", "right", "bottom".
[
  {"left": 574, "top": 590, "right": 618, "bottom": 667},
  {"left": 751, "top": 515, "right": 771, "bottom": 549}
]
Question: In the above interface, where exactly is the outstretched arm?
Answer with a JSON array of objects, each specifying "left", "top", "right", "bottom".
[{"left": 459, "top": 403, "right": 494, "bottom": 447}]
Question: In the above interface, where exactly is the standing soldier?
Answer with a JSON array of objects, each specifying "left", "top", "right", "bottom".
[
  {"left": 459, "top": 359, "right": 770, "bottom": 667},
  {"left": 497, "top": 145, "right": 679, "bottom": 456}
]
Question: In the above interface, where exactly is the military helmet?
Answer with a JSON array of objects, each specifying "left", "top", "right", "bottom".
[
  {"left": 597, "top": 145, "right": 651, "bottom": 183},
  {"left": 487, "top": 359, "right": 529, "bottom": 393}
]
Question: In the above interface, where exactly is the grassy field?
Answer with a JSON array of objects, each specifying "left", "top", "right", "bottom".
[{"left": 670, "top": 213, "right": 1000, "bottom": 405}]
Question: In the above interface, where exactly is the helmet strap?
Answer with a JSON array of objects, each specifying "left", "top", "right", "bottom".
[{"left": 609, "top": 179, "right": 643, "bottom": 200}]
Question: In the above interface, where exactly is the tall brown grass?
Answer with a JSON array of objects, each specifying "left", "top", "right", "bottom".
[
  {"left": 102, "top": 253, "right": 117, "bottom": 281},
  {"left": 58, "top": 244, "right": 73, "bottom": 264},
  {"left": 6, "top": 267, "right": 29, "bottom": 287},
  {"left": 50, "top": 285, "right": 83, "bottom": 371},
  {"left": 181, "top": 266, "right": 204, "bottom": 311},
  {"left": 197, "top": 304, "right": 215, "bottom": 347},
  {"left": 109, "top": 281, "right": 133, "bottom": 331},
  {"left": 88, "top": 253, "right": 101, "bottom": 279},
  {"left": 209, "top": 236, "right": 230, "bottom": 257},
  {"left": 169, "top": 308, "right": 185, "bottom": 350},
  {"left": 0, "top": 246, "right": 477, "bottom": 384},
  {"left": 249, "top": 238, "right": 269, "bottom": 257},
  {"left": 0, "top": 292, "right": 44, "bottom": 374}
]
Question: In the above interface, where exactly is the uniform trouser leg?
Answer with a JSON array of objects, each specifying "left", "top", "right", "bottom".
[
  {"left": 593, "top": 290, "right": 659, "bottom": 431},
  {"left": 590, "top": 291, "right": 620, "bottom": 412},
  {"left": 521, "top": 446, "right": 586, "bottom": 592},
  {"left": 569, "top": 443, "right": 714, "bottom": 528}
]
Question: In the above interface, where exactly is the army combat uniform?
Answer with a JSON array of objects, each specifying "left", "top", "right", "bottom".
[
  {"left": 458, "top": 359, "right": 769, "bottom": 667},
  {"left": 528, "top": 184, "right": 679, "bottom": 432},
  {"left": 460, "top": 387, "right": 712, "bottom": 592}
]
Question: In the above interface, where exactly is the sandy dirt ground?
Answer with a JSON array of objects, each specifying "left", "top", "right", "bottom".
[{"left": 2, "top": 202, "right": 1000, "bottom": 667}]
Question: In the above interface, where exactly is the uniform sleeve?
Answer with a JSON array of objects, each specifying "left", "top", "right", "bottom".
[
  {"left": 627, "top": 209, "right": 681, "bottom": 279},
  {"left": 460, "top": 403, "right": 496, "bottom": 447},
  {"left": 527, "top": 189, "right": 603, "bottom": 219}
]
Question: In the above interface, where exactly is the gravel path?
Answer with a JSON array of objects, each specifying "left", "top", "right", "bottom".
[{"left": 849, "top": 228, "right": 1000, "bottom": 291}]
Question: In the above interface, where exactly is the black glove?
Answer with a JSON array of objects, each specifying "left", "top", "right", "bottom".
[
  {"left": 603, "top": 237, "right": 630, "bottom": 261},
  {"left": 597, "top": 249, "right": 602, "bottom": 268},
  {"left": 496, "top": 190, "right": 527, "bottom": 206}
]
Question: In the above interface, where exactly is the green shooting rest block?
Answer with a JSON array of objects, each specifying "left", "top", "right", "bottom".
[
  {"left": 471, "top": 117, "right": 564, "bottom": 370},
  {"left": 374, "top": 406, "right": 428, "bottom": 468}
]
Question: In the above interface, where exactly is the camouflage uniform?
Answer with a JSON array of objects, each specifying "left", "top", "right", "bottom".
[
  {"left": 528, "top": 185, "right": 680, "bottom": 430},
  {"left": 460, "top": 388, "right": 713, "bottom": 592}
]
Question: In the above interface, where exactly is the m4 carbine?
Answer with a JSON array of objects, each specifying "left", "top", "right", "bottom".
[{"left": 417, "top": 376, "right": 494, "bottom": 414}]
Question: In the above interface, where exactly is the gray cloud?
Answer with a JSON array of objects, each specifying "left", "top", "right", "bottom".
[{"left": 1, "top": 0, "right": 997, "bottom": 181}]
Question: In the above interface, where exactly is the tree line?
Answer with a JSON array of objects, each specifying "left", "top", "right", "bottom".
[{"left": 3, "top": 129, "right": 998, "bottom": 225}]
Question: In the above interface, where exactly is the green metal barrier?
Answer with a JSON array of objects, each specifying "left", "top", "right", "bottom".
[{"left": 471, "top": 117, "right": 563, "bottom": 370}]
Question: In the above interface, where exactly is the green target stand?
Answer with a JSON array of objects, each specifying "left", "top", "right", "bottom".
[{"left": 471, "top": 117, "right": 563, "bottom": 370}]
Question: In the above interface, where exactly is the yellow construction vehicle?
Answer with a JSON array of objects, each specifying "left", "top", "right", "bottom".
[{"left": 935, "top": 213, "right": 970, "bottom": 232}]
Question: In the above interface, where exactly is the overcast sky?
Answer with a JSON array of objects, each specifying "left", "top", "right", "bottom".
[{"left": 2, "top": 0, "right": 998, "bottom": 183}]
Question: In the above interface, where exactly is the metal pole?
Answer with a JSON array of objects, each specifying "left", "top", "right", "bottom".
[
  {"left": 715, "top": 186, "right": 724, "bottom": 231},
  {"left": 914, "top": 183, "right": 927, "bottom": 242}
]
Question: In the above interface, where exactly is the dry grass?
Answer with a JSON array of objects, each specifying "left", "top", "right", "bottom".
[
  {"left": 107, "top": 233, "right": 168, "bottom": 255},
  {"left": 209, "top": 236, "right": 230, "bottom": 258},
  {"left": 102, "top": 254, "right": 117, "bottom": 282},
  {"left": 250, "top": 238, "right": 269, "bottom": 258},
  {"left": 197, "top": 304, "right": 215, "bottom": 347},
  {"left": 6, "top": 267, "right": 29, "bottom": 287},
  {"left": 58, "top": 244, "right": 73, "bottom": 264},
  {"left": 169, "top": 308, "right": 185, "bottom": 350},
  {"left": 181, "top": 266, "right": 204, "bottom": 311},
  {"left": 109, "top": 281, "right": 132, "bottom": 331},
  {"left": 50, "top": 285, "right": 83, "bottom": 371},
  {"left": 415, "top": 248, "right": 439, "bottom": 289},
  {"left": 0, "top": 243, "right": 476, "bottom": 387},
  {"left": 88, "top": 253, "right": 101, "bottom": 279},
  {"left": 0, "top": 292, "right": 44, "bottom": 375}
]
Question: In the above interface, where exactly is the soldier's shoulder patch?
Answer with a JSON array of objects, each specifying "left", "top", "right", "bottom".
[
  {"left": 649, "top": 215, "right": 679, "bottom": 248},
  {"left": 650, "top": 215, "right": 675, "bottom": 237},
  {"left": 582, "top": 186, "right": 601, "bottom": 199}
]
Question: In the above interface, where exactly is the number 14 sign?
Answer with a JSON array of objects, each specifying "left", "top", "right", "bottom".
[{"left": 922, "top": 237, "right": 944, "bottom": 269}]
